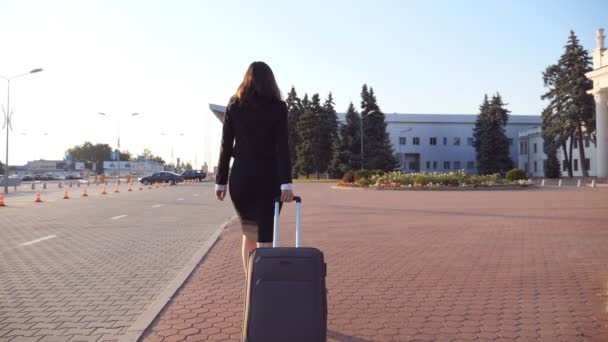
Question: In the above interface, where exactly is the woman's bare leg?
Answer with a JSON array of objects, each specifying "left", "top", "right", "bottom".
[{"left": 242, "top": 235, "right": 258, "bottom": 274}]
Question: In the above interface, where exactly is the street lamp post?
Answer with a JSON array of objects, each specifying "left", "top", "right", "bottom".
[
  {"left": 161, "top": 132, "right": 184, "bottom": 171},
  {"left": 1, "top": 68, "right": 43, "bottom": 193},
  {"left": 360, "top": 110, "right": 377, "bottom": 169},
  {"left": 97, "top": 112, "right": 140, "bottom": 183}
]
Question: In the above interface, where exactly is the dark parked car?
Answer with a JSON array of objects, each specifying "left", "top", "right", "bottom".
[
  {"left": 139, "top": 171, "right": 184, "bottom": 185},
  {"left": 21, "top": 175, "right": 34, "bottom": 181},
  {"left": 181, "top": 170, "right": 206, "bottom": 181}
]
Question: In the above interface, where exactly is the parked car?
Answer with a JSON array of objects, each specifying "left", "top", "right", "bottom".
[
  {"left": 181, "top": 170, "right": 206, "bottom": 181},
  {"left": 21, "top": 175, "right": 34, "bottom": 181},
  {"left": 139, "top": 171, "right": 184, "bottom": 185}
]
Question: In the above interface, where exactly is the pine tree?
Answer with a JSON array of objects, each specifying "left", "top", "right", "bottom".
[
  {"left": 359, "top": 85, "right": 398, "bottom": 171},
  {"left": 541, "top": 31, "right": 595, "bottom": 177},
  {"left": 295, "top": 94, "right": 315, "bottom": 178},
  {"left": 473, "top": 95, "right": 492, "bottom": 174},
  {"left": 317, "top": 93, "right": 339, "bottom": 178},
  {"left": 329, "top": 103, "right": 359, "bottom": 178},
  {"left": 561, "top": 31, "right": 595, "bottom": 177},
  {"left": 490, "top": 94, "right": 513, "bottom": 173},
  {"left": 473, "top": 93, "right": 513, "bottom": 174},
  {"left": 285, "top": 86, "right": 303, "bottom": 178},
  {"left": 544, "top": 138, "right": 562, "bottom": 178}
]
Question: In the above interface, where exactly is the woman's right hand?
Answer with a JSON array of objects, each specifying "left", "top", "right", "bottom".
[
  {"left": 216, "top": 190, "right": 226, "bottom": 201},
  {"left": 280, "top": 189, "right": 294, "bottom": 202}
]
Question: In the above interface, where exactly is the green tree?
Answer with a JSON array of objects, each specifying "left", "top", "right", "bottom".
[
  {"left": 142, "top": 148, "right": 166, "bottom": 165},
  {"left": 360, "top": 84, "right": 398, "bottom": 171},
  {"left": 329, "top": 103, "right": 358, "bottom": 178},
  {"left": 541, "top": 31, "right": 595, "bottom": 177},
  {"left": 309, "top": 94, "right": 326, "bottom": 178},
  {"left": 295, "top": 94, "right": 316, "bottom": 178},
  {"left": 65, "top": 142, "right": 113, "bottom": 174},
  {"left": 313, "top": 93, "right": 339, "bottom": 178},
  {"left": 285, "top": 86, "right": 303, "bottom": 177},
  {"left": 560, "top": 31, "right": 595, "bottom": 177},
  {"left": 544, "top": 140, "right": 562, "bottom": 178},
  {"left": 473, "top": 93, "right": 513, "bottom": 175},
  {"left": 0, "top": 160, "right": 4, "bottom": 175}
]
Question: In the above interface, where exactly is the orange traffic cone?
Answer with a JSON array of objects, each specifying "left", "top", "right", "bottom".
[
  {"left": 0, "top": 192, "right": 6, "bottom": 207},
  {"left": 82, "top": 187, "right": 89, "bottom": 197},
  {"left": 114, "top": 184, "right": 120, "bottom": 193},
  {"left": 102, "top": 186, "right": 108, "bottom": 195},
  {"left": 35, "top": 191, "right": 43, "bottom": 203},
  {"left": 128, "top": 183, "right": 133, "bottom": 192},
  {"left": 155, "top": 182, "right": 159, "bottom": 189},
  {"left": 63, "top": 188, "right": 70, "bottom": 199}
]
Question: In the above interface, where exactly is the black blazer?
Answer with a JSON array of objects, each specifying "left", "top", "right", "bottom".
[{"left": 216, "top": 97, "right": 292, "bottom": 188}]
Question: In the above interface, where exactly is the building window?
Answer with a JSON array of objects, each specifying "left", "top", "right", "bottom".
[
  {"left": 533, "top": 143, "right": 537, "bottom": 154},
  {"left": 520, "top": 141, "right": 527, "bottom": 155},
  {"left": 585, "top": 137, "right": 590, "bottom": 148},
  {"left": 430, "top": 137, "right": 437, "bottom": 146},
  {"left": 534, "top": 161, "right": 537, "bottom": 173},
  {"left": 584, "top": 158, "right": 590, "bottom": 171},
  {"left": 574, "top": 159, "right": 578, "bottom": 171},
  {"left": 426, "top": 161, "right": 430, "bottom": 169},
  {"left": 443, "top": 137, "right": 447, "bottom": 145},
  {"left": 562, "top": 160, "right": 567, "bottom": 171},
  {"left": 413, "top": 137, "right": 420, "bottom": 145},
  {"left": 573, "top": 139, "right": 578, "bottom": 149},
  {"left": 433, "top": 161, "right": 437, "bottom": 170},
  {"left": 467, "top": 161, "right": 475, "bottom": 169},
  {"left": 467, "top": 137, "right": 474, "bottom": 146},
  {"left": 399, "top": 137, "right": 406, "bottom": 145},
  {"left": 453, "top": 137, "right": 461, "bottom": 146},
  {"left": 443, "top": 161, "right": 451, "bottom": 170},
  {"left": 454, "top": 161, "right": 461, "bottom": 169},
  {"left": 409, "top": 162, "right": 416, "bottom": 170}
]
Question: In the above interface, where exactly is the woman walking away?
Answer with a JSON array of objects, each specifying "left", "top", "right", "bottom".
[{"left": 215, "top": 61, "right": 294, "bottom": 274}]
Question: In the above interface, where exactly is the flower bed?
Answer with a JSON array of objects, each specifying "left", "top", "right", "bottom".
[{"left": 337, "top": 171, "right": 534, "bottom": 190}]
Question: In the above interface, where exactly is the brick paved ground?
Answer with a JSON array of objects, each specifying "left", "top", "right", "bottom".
[
  {"left": 0, "top": 183, "right": 234, "bottom": 342},
  {"left": 143, "top": 184, "right": 608, "bottom": 342}
]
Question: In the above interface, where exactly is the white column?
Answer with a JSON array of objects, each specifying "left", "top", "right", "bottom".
[{"left": 596, "top": 92, "right": 608, "bottom": 178}]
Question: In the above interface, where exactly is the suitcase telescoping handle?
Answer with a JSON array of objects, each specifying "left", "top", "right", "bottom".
[{"left": 273, "top": 196, "right": 302, "bottom": 248}]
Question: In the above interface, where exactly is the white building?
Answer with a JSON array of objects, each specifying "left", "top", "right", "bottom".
[
  {"left": 385, "top": 114, "right": 539, "bottom": 173},
  {"left": 517, "top": 128, "right": 597, "bottom": 177},
  {"left": 209, "top": 104, "right": 540, "bottom": 174},
  {"left": 586, "top": 28, "right": 608, "bottom": 178}
]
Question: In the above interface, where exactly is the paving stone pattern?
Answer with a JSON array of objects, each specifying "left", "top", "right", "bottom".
[
  {"left": 0, "top": 184, "right": 234, "bottom": 342},
  {"left": 143, "top": 184, "right": 608, "bottom": 342}
]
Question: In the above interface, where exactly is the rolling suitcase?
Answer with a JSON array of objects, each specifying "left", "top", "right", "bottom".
[{"left": 242, "top": 196, "right": 327, "bottom": 342}]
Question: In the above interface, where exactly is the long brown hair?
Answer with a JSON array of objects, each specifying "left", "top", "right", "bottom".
[{"left": 234, "top": 61, "right": 282, "bottom": 106}]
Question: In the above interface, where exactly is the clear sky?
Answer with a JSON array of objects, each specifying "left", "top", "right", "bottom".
[{"left": 1, "top": 0, "right": 606, "bottom": 168}]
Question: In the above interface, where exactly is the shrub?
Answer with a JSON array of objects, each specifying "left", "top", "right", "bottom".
[
  {"left": 371, "top": 169, "right": 385, "bottom": 177},
  {"left": 506, "top": 168, "right": 526, "bottom": 182},
  {"left": 354, "top": 169, "right": 371, "bottom": 181},
  {"left": 342, "top": 170, "right": 355, "bottom": 183},
  {"left": 357, "top": 177, "right": 373, "bottom": 187}
]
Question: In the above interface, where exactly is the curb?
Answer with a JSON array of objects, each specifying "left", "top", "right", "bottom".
[{"left": 120, "top": 215, "right": 238, "bottom": 342}]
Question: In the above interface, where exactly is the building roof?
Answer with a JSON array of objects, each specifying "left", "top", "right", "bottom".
[{"left": 208, "top": 104, "right": 541, "bottom": 125}]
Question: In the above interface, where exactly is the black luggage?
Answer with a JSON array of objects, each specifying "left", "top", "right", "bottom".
[{"left": 242, "top": 196, "right": 327, "bottom": 342}]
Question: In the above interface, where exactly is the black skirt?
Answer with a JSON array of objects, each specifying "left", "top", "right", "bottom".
[{"left": 228, "top": 159, "right": 282, "bottom": 243}]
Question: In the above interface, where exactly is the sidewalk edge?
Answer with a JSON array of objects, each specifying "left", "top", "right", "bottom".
[{"left": 120, "top": 215, "right": 238, "bottom": 342}]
